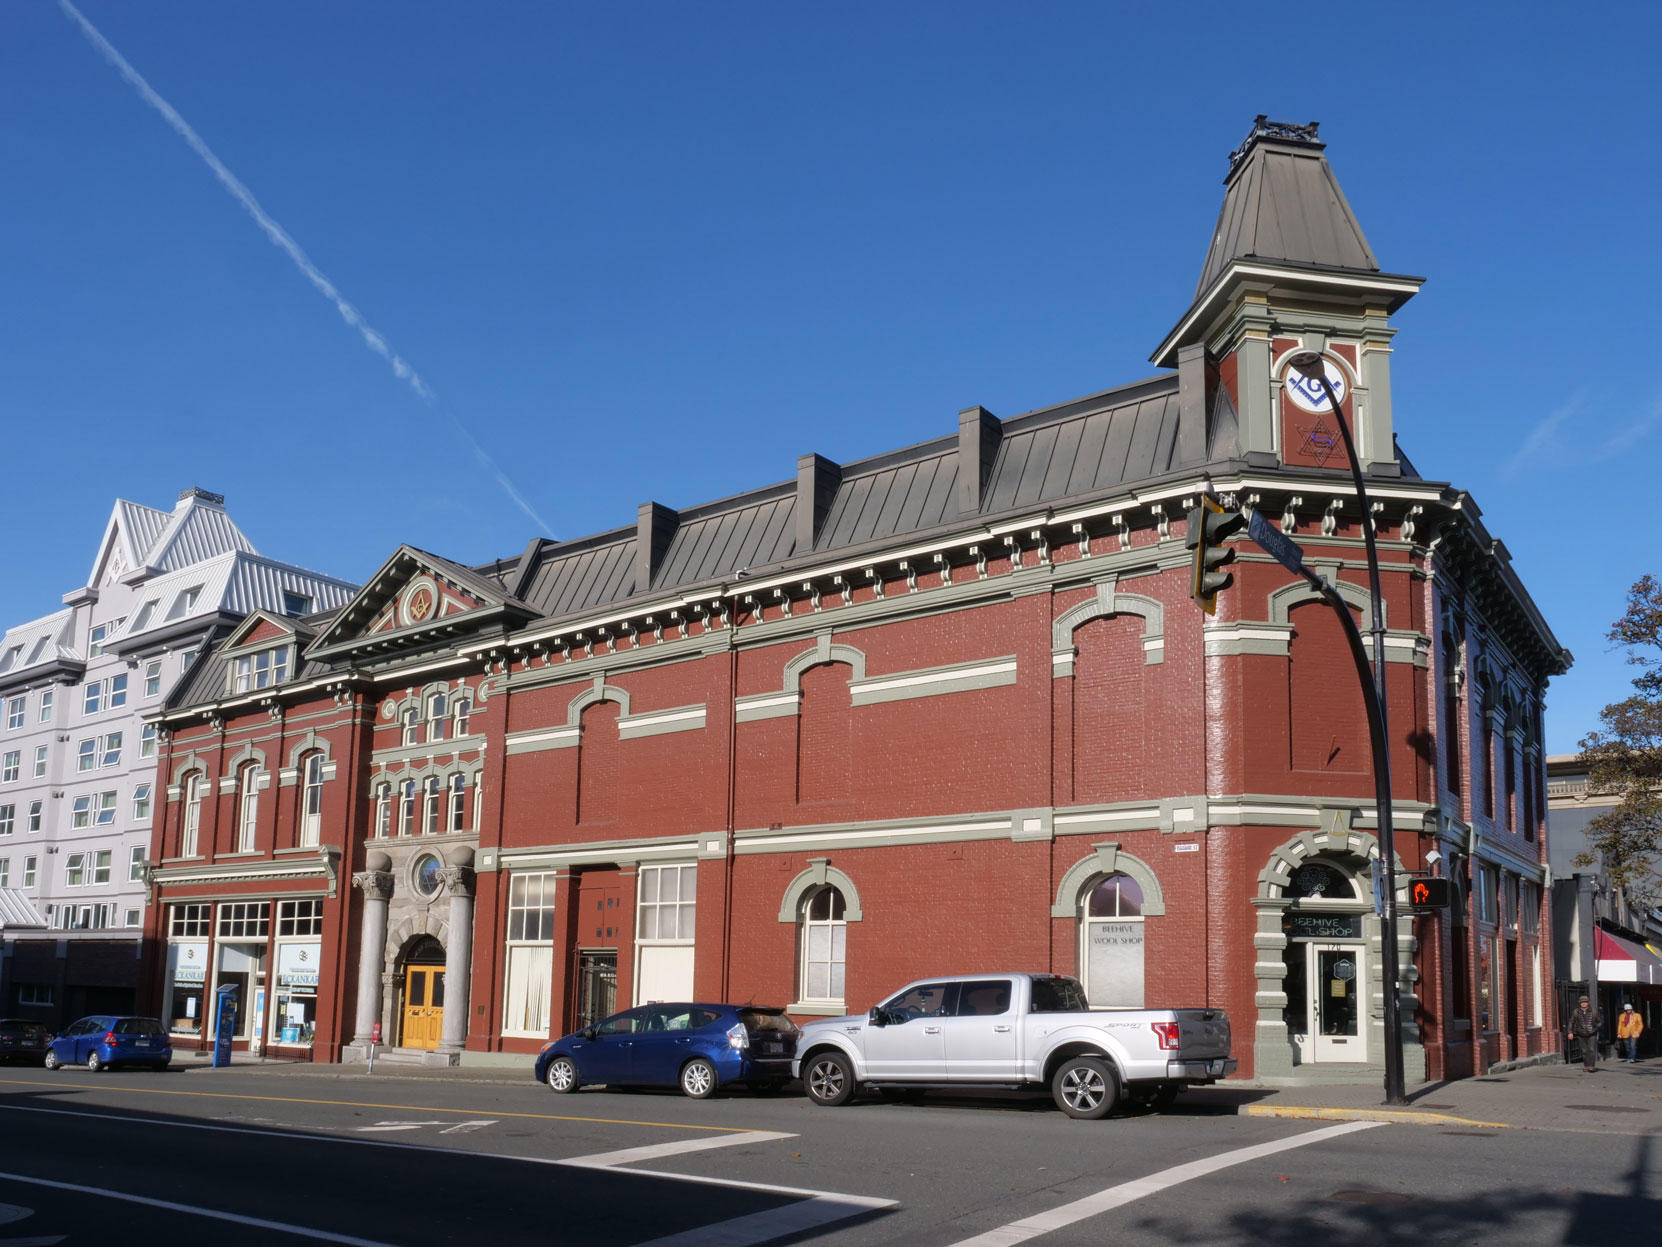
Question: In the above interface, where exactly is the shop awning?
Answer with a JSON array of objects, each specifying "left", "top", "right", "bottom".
[
  {"left": 0, "top": 888, "right": 46, "bottom": 931},
  {"left": 1595, "top": 927, "right": 1662, "bottom": 985}
]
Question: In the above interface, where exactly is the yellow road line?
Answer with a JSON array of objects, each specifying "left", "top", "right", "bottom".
[
  {"left": 1241, "top": 1104, "right": 1509, "bottom": 1128},
  {"left": 0, "top": 1077, "right": 760, "bottom": 1133}
]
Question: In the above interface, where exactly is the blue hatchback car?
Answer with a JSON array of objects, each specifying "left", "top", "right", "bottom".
[
  {"left": 44, "top": 1016, "right": 172, "bottom": 1072},
  {"left": 536, "top": 1003, "right": 798, "bottom": 1098}
]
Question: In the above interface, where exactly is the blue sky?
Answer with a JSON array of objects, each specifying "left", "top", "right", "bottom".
[{"left": 3, "top": 2, "right": 1657, "bottom": 753}]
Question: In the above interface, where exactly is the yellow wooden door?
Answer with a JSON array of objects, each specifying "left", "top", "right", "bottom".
[{"left": 402, "top": 966, "right": 444, "bottom": 1050}]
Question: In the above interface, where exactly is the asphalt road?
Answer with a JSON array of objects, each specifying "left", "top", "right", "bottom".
[{"left": 0, "top": 1066, "right": 1654, "bottom": 1246}]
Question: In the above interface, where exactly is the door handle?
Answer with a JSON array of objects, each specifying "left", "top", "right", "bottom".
[
  {"left": 924, "top": 1026, "right": 941, "bottom": 1034},
  {"left": 993, "top": 1025, "right": 1012, "bottom": 1033}
]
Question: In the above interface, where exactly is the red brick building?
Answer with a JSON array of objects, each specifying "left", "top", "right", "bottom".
[{"left": 142, "top": 119, "right": 1567, "bottom": 1083}]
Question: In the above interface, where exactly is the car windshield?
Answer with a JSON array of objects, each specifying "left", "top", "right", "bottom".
[
  {"left": 1029, "top": 977, "right": 1090, "bottom": 1013},
  {"left": 113, "top": 1019, "right": 164, "bottom": 1036},
  {"left": 738, "top": 1008, "right": 796, "bottom": 1034}
]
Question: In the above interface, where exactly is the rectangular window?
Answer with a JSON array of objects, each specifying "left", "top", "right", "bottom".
[
  {"left": 89, "top": 622, "right": 113, "bottom": 659},
  {"left": 78, "top": 739, "right": 96, "bottom": 772},
  {"left": 170, "top": 903, "right": 210, "bottom": 938},
  {"left": 233, "top": 649, "right": 289, "bottom": 694},
  {"left": 0, "top": 858, "right": 7, "bottom": 886},
  {"left": 33, "top": 744, "right": 47, "bottom": 777},
  {"left": 125, "top": 908, "right": 142, "bottom": 928},
  {"left": 277, "top": 898, "right": 323, "bottom": 937},
  {"left": 181, "top": 649, "right": 198, "bottom": 672},
  {"left": 17, "top": 984, "right": 51, "bottom": 1006},
  {"left": 132, "top": 782, "right": 152, "bottom": 822},
  {"left": 72, "top": 795, "right": 92, "bottom": 829},
  {"left": 637, "top": 864, "right": 697, "bottom": 941},
  {"left": 217, "top": 901, "right": 269, "bottom": 939},
  {"left": 1519, "top": 881, "right": 1540, "bottom": 936},
  {"left": 109, "top": 674, "right": 127, "bottom": 708},
  {"left": 65, "top": 853, "right": 85, "bottom": 887},
  {"left": 140, "top": 724, "right": 157, "bottom": 758},
  {"left": 5, "top": 697, "right": 23, "bottom": 730},
  {"left": 132, "top": 600, "right": 159, "bottom": 632},
  {"left": 38, "top": 690, "right": 52, "bottom": 722},
  {"left": 129, "top": 844, "right": 146, "bottom": 881},
  {"left": 144, "top": 660, "right": 163, "bottom": 697},
  {"left": 26, "top": 800, "right": 41, "bottom": 832},
  {"left": 0, "top": 805, "right": 12, "bottom": 836},
  {"left": 1, "top": 751, "right": 17, "bottom": 783},
  {"left": 95, "top": 791, "right": 117, "bottom": 825},
  {"left": 503, "top": 872, "right": 557, "bottom": 1036},
  {"left": 282, "top": 592, "right": 312, "bottom": 618},
  {"left": 1477, "top": 865, "right": 1498, "bottom": 925},
  {"left": 23, "top": 856, "right": 37, "bottom": 887},
  {"left": 91, "top": 850, "right": 112, "bottom": 885},
  {"left": 83, "top": 681, "right": 101, "bottom": 716},
  {"left": 101, "top": 731, "right": 122, "bottom": 768}
]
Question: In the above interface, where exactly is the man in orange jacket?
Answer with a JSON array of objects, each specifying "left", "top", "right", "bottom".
[{"left": 1617, "top": 1003, "right": 1644, "bottom": 1062}]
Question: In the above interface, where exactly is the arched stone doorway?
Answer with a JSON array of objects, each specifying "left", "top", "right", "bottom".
[
  {"left": 396, "top": 934, "right": 446, "bottom": 1051},
  {"left": 1250, "top": 818, "right": 1426, "bottom": 1083}
]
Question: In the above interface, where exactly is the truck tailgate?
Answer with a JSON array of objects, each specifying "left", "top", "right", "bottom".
[{"left": 1174, "top": 1010, "right": 1231, "bottom": 1059}]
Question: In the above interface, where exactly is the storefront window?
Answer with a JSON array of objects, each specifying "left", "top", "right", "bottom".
[
  {"left": 271, "top": 899, "right": 323, "bottom": 1046},
  {"left": 166, "top": 903, "right": 211, "bottom": 1036},
  {"left": 503, "top": 872, "right": 556, "bottom": 1037},
  {"left": 214, "top": 901, "right": 270, "bottom": 1043}
]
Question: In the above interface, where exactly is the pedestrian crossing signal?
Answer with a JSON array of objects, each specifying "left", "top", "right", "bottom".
[{"left": 1407, "top": 878, "right": 1451, "bottom": 912}]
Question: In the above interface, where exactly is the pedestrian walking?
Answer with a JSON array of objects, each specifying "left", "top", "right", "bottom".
[
  {"left": 1568, "top": 996, "right": 1603, "bottom": 1071},
  {"left": 1617, "top": 1003, "right": 1644, "bottom": 1062}
]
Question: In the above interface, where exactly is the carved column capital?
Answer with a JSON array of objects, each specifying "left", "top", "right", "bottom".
[
  {"left": 437, "top": 866, "right": 475, "bottom": 899},
  {"left": 353, "top": 870, "right": 395, "bottom": 901}
]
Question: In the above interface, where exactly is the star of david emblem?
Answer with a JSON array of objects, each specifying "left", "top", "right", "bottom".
[{"left": 1297, "top": 421, "right": 1339, "bottom": 467}]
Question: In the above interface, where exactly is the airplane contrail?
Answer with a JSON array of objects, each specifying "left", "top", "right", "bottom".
[{"left": 57, "top": 0, "right": 555, "bottom": 537}]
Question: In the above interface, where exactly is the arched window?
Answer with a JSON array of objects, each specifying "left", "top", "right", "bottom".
[
  {"left": 454, "top": 698, "right": 472, "bottom": 738},
  {"left": 398, "top": 780, "right": 417, "bottom": 837},
  {"left": 374, "top": 783, "right": 392, "bottom": 839},
  {"left": 237, "top": 764, "right": 263, "bottom": 853},
  {"left": 402, "top": 709, "right": 422, "bottom": 747},
  {"left": 1286, "top": 862, "right": 1357, "bottom": 901},
  {"left": 1079, "top": 873, "right": 1144, "bottom": 1007},
  {"left": 472, "top": 770, "right": 484, "bottom": 832},
  {"left": 428, "top": 692, "right": 448, "bottom": 742},
  {"left": 799, "top": 885, "right": 846, "bottom": 1006},
  {"left": 448, "top": 774, "right": 467, "bottom": 833},
  {"left": 423, "top": 777, "right": 443, "bottom": 835},
  {"left": 1440, "top": 629, "right": 1462, "bottom": 797},
  {"left": 299, "top": 753, "right": 324, "bottom": 848},
  {"left": 181, "top": 773, "right": 205, "bottom": 856}
]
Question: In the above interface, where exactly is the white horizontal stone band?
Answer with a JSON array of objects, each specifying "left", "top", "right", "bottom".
[
  {"left": 848, "top": 656, "right": 1017, "bottom": 706},
  {"left": 617, "top": 705, "right": 707, "bottom": 740},
  {"left": 504, "top": 725, "right": 581, "bottom": 755}
]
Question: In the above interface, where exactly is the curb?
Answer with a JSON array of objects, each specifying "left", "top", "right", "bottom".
[{"left": 1240, "top": 1104, "right": 1510, "bottom": 1128}]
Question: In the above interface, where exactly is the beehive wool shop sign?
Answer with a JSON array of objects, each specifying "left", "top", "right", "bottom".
[
  {"left": 1286, "top": 913, "right": 1363, "bottom": 940},
  {"left": 277, "top": 942, "right": 322, "bottom": 987},
  {"left": 169, "top": 940, "right": 208, "bottom": 984}
]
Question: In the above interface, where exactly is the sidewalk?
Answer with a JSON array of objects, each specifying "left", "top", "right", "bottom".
[{"left": 1184, "top": 1057, "right": 1662, "bottom": 1133}]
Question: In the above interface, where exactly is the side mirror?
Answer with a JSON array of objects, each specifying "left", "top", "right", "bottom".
[
  {"left": 582, "top": 1027, "right": 598, "bottom": 1041},
  {"left": 866, "top": 1008, "right": 887, "bottom": 1028}
]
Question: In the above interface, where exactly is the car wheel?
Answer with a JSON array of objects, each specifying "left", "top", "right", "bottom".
[
  {"left": 43, "top": 1050, "right": 59, "bottom": 1071},
  {"left": 1052, "top": 1056, "right": 1117, "bottom": 1120},
  {"left": 86, "top": 1051, "right": 104, "bottom": 1074},
  {"left": 803, "top": 1051, "right": 857, "bottom": 1107},
  {"left": 679, "top": 1058, "right": 718, "bottom": 1099},
  {"left": 545, "top": 1055, "right": 580, "bottom": 1094}
]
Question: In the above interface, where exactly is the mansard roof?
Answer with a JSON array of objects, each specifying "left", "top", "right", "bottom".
[
  {"left": 1194, "top": 117, "right": 1378, "bottom": 298},
  {"left": 0, "top": 609, "right": 81, "bottom": 694}
]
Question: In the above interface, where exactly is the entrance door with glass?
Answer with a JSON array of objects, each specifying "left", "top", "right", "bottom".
[
  {"left": 402, "top": 965, "right": 445, "bottom": 1050},
  {"left": 1306, "top": 943, "right": 1365, "bottom": 1062}
]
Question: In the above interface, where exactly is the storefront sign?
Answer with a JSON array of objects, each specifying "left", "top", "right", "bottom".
[
  {"left": 277, "top": 942, "right": 321, "bottom": 987},
  {"left": 169, "top": 940, "right": 208, "bottom": 984},
  {"left": 1286, "top": 913, "right": 1363, "bottom": 940}
]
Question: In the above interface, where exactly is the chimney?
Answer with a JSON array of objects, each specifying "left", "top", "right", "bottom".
[
  {"left": 1176, "top": 344, "right": 1209, "bottom": 465},
  {"left": 635, "top": 502, "right": 678, "bottom": 592},
  {"left": 957, "top": 406, "right": 1001, "bottom": 516},
  {"left": 795, "top": 453, "right": 842, "bottom": 552}
]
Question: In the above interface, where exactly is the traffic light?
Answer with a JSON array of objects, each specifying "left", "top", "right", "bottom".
[
  {"left": 1407, "top": 877, "right": 1451, "bottom": 912},
  {"left": 1186, "top": 495, "right": 1245, "bottom": 615}
]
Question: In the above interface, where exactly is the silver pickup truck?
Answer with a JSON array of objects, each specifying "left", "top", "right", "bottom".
[{"left": 792, "top": 972, "right": 1236, "bottom": 1119}]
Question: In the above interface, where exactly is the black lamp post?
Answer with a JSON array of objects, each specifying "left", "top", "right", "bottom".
[{"left": 1286, "top": 349, "right": 1408, "bottom": 1107}]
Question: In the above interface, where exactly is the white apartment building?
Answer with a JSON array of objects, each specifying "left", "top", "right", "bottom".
[{"left": 0, "top": 488, "right": 355, "bottom": 1026}]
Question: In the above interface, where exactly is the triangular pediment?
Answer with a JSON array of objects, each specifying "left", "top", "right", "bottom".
[
  {"left": 306, "top": 546, "right": 535, "bottom": 661},
  {"left": 220, "top": 610, "right": 309, "bottom": 654}
]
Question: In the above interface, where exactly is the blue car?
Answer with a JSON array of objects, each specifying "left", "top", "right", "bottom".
[
  {"left": 43, "top": 1016, "right": 172, "bottom": 1072},
  {"left": 536, "top": 1003, "right": 798, "bottom": 1098}
]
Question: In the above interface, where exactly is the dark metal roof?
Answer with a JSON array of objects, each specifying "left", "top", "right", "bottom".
[
  {"left": 519, "top": 531, "right": 638, "bottom": 618},
  {"left": 1196, "top": 120, "right": 1378, "bottom": 297},
  {"left": 658, "top": 487, "right": 797, "bottom": 585},
  {"left": 817, "top": 447, "right": 958, "bottom": 552},
  {"left": 986, "top": 391, "right": 1181, "bottom": 512}
]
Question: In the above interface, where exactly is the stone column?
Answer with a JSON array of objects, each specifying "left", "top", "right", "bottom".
[
  {"left": 345, "top": 851, "right": 394, "bottom": 1061},
  {"left": 434, "top": 847, "right": 476, "bottom": 1064}
]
